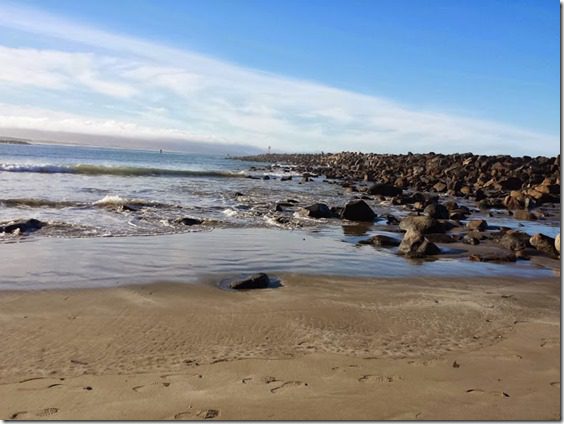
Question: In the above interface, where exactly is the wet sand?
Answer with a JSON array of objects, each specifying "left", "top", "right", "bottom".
[{"left": 0, "top": 274, "right": 560, "bottom": 420}]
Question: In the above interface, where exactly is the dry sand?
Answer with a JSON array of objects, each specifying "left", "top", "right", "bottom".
[{"left": 0, "top": 274, "right": 560, "bottom": 420}]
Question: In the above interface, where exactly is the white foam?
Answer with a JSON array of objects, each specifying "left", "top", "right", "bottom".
[
  {"left": 93, "top": 195, "right": 127, "bottom": 206},
  {"left": 222, "top": 208, "right": 238, "bottom": 217}
]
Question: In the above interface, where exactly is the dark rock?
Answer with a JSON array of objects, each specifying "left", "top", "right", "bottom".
[
  {"left": 358, "top": 234, "right": 401, "bottom": 247},
  {"left": 529, "top": 234, "right": 559, "bottom": 258},
  {"left": 368, "top": 184, "right": 402, "bottom": 197},
  {"left": 341, "top": 200, "right": 376, "bottom": 222},
  {"left": 1, "top": 218, "right": 46, "bottom": 234},
  {"left": 175, "top": 217, "right": 203, "bottom": 226},
  {"left": 426, "top": 233, "right": 458, "bottom": 243},
  {"left": 280, "top": 176, "right": 292, "bottom": 181},
  {"left": 121, "top": 204, "right": 142, "bottom": 212},
  {"left": 423, "top": 203, "right": 449, "bottom": 219},
  {"left": 301, "top": 203, "right": 332, "bottom": 219},
  {"left": 226, "top": 273, "right": 271, "bottom": 290}
]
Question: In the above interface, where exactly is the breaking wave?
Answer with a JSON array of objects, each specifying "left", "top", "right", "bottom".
[{"left": 0, "top": 163, "right": 245, "bottom": 178}]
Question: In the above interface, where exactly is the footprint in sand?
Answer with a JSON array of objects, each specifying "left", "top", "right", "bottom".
[
  {"left": 540, "top": 338, "right": 559, "bottom": 349},
  {"left": 241, "top": 376, "right": 279, "bottom": 385},
  {"left": 358, "top": 375, "right": 401, "bottom": 383},
  {"left": 550, "top": 381, "right": 560, "bottom": 388},
  {"left": 10, "top": 408, "right": 59, "bottom": 420},
  {"left": 270, "top": 381, "right": 308, "bottom": 394},
  {"left": 466, "top": 388, "right": 510, "bottom": 397},
  {"left": 175, "top": 409, "right": 220, "bottom": 420},
  {"left": 132, "top": 382, "right": 171, "bottom": 392}
]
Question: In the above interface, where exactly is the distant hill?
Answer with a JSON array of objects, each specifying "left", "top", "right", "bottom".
[
  {"left": 0, "top": 136, "right": 32, "bottom": 145},
  {"left": 0, "top": 129, "right": 263, "bottom": 155}
]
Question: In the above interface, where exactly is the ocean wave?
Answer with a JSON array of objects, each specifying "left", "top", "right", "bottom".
[{"left": 0, "top": 163, "right": 244, "bottom": 178}]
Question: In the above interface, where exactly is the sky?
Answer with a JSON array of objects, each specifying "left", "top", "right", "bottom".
[{"left": 0, "top": 0, "right": 559, "bottom": 155}]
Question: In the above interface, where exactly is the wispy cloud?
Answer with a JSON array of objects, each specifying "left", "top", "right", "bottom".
[{"left": 0, "top": 3, "right": 557, "bottom": 155}]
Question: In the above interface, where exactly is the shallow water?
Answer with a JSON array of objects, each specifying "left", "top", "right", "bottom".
[{"left": 0, "top": 227, "right": 557, "bottom": 291}]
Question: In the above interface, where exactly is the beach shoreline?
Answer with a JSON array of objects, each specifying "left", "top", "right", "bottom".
[{"left": 0, "top": 274, "right": 559, "bottom": 420}]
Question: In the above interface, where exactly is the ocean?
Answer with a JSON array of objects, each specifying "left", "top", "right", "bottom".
[{"left": 0, "top": 142, "right": 559, "bottom": 289}]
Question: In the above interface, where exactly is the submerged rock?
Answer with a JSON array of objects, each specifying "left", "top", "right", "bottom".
[
  {"left": 469, "top": 253, "right": 516, "bottom": 263},
  {"left": 175, "top": 217, "right": 203, "bottom": 226},
  {"left": 1, "top": 218, "right": 46, "bottom": 234},
  {"left": 300, "top": 203, "right": 332, "bottom": 219},
  {"left": 358, "top": 234, "right": 401, "bottom": 247}
]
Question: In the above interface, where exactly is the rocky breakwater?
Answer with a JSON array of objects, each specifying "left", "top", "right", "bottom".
[{"left": 237, "top": 152, "right": 560, "bottom": 215}]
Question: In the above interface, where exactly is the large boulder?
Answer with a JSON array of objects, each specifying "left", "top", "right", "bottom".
[
  {"left": 300, "top": 203, "right": 332, "bottom": 219},
  {"left": 398, "top": 229, "right": 441, "bottom": 257},
  {"left": 556, "top": 233, "right": 561, "bottom": 254},
  {"left": 341, "top": 200, "right": 376, "bottom": 222},
  {"left": 368, "top": 184, "right": 402, "bottom": 197},
  {"left": 529, "top": 234, "right": 559, "bottom": 258},
  {"left": 1, "top": 218, "right": 46, "bottom": 234},
  {"left": 399, "top": 216, "right": 445, "bottom": 234}
]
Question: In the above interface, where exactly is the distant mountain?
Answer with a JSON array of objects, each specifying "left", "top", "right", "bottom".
[{"left": 0, "top": 128, "right": 263, "bottom": 155}]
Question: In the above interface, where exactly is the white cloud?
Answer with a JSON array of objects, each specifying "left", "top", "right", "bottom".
[{"left": 0, "top": 3, "right": 557, "bottom": 155}]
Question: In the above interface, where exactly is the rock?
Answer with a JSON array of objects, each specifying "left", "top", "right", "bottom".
[
  {"left": 300, "top": 203, "right": 332, "bottom": 219},
  {"left": 341, "top": 200, "right": 376, "bottom": 222},
  {"left": 175, "top": 217, "right": 203, "bottom": 226},
  {"left": 498, "top": 230, "right": 531, "bottom": 251},
  {"left": 368, "top": 184, "right": 402, "bottom": 197},
  {"left": 469, "top": 253, "right": 516, "bottom": 263},
  {"left": 432, "top": 182, "right": 447, "bottom": 192},
  {"left": 426, "top": 233, "right": 458, "bottom": 243},
  {"left": 399, "top": 216, "right": 445, "bottom": 234},
  {"left": 529, "top": 234, "right": 559, "bottom": 258},
  {"left": 280, "top": 176, "right": 292, "bottom": 181},
  {"left": 399, "top": 229, "right": 441, "bottom": 257},
  {"left": 556, "top": 233, "right": 560, "bottom": 254},
  {"left": 1, "top": 218, "right": 46, "bottom": 234},
  {"left": 262, "top": 175, "right": 270, "bottom": 180},
  {"left": 358, "top": 234, "right": 401, "bottom": 247},
  {"left": 466, "top": 220, "right": 488, "bottom": 231},
  {"left": 423, "top": 203, "right": 449, "bottom": 219},
  {"left": 462, "top": 234, "right": 480, "bottom": 245},
  {"left": 121, "top": 203, "right": 142, "bottom": 212},
  {"left": 227, "top": 273, "right": 270, "bottom": 290},
  {"left": 512, "top": 210, "right": 537, "bottom": 221},
  {"left": 498, "top": 177, "right": 523, "bottom": 191}
]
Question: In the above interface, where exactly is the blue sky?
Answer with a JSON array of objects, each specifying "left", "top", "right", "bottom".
[{"left": 0, "top": 0, "right": 558, "bottom": 154}]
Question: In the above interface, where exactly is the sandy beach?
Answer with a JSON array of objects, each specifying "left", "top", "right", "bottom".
[{"left": 0, "top": 274, "right": 559, "bottom": 420}]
